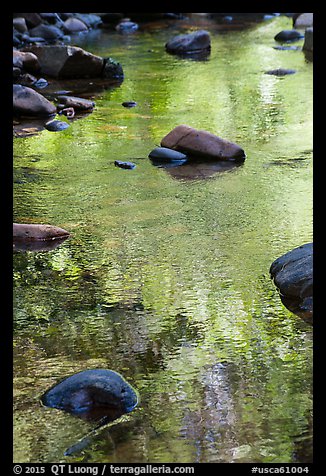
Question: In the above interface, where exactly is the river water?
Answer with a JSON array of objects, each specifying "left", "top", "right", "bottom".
[{"left": 13, "top": 15, "right": 313, "bottom": 463}]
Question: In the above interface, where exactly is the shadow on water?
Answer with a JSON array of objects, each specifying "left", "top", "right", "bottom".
[{"left": 150, "top": 157, "right": 243, "bottom": 181}]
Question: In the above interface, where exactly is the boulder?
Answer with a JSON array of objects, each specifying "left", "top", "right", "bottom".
[
  {"left": 161, "top": 125, "right": 245, "bottom": 161},
  {"left": 13, "top": 84, "right": 57, "bottom": 117},
  {"left": 116, "top": 20, "right": 139, "bottom": 33},
  {"left": 13, "top": 223, "right": 70, "bottom": 241},
  {"left": 63, "top": 17, "right": 89, "bottom": 33},
  {"left": 165, "top": 30, "right": 211, "bottom": 54},
  {"left": 13, "top": 17, "right": 28, "bottom": 33},
  {"left": 41, "top": 369, "right": 139, "bottom": 422},
  {"left": 270, "top": 243, "right": 313, "bottom": 322},
  {"left": 13, "top": 13, "right": 42, "bottom": 28},
  {"left": 13, "top": 50, "right": 40, "bottom": 73},
  {"left": 303, "top": 27, "right": 313, "bottom": 52},
  {"left": 22, "top": 45, "right": 104, "bottom": 78},
  {"left": 274, "top": 30, "right": 304, "bottom": 42},
  {"left": 294, "top": 13, "right": 313, "bottom": 28},
  {"left": 102, "top": 57, "right": 124, "bottom": 80},
  {"left": 74, "top": 13, "right": 102, "bottom": 28},
  {"left": 57, "top": 95, "right": 95, "bottom": 111},
  {"left": 29, "top": 24, "right": 64, "bottom": 40}
]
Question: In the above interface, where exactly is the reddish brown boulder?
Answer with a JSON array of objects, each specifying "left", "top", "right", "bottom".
[
  {"left": 161, "top": 125, "right": 245, "bottom": 161},
  {"left": 13, "top": 223, "right": 70, "bottom": 241},
  {"left": 22, "top": 45, "right": 104, "bottom": 79}
]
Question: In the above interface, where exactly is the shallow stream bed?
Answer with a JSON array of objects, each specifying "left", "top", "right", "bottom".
[{"left": 13, "top": 15, "right": 313, "bottom": 463}]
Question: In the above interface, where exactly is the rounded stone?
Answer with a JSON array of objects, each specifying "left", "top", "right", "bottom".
[
  {"left": 45, "top": 120, "right": 70, "bottom": 131},
  {"left": 148, "top": 147, "right": 187, "bottom": 161},
  {"left": 41, "top": 369, "right": 139, "bottom": 422}
]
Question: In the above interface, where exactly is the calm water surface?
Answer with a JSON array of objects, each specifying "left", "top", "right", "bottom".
[{"left": 13, "top": 15, "right": 313, "bottom": 463}]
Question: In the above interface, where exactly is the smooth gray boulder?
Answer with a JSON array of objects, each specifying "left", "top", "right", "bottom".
[
  {"left": 165, "top": 30, "right": 211, "bottom": 54},
  {"left": 13, "top": 84, "right": 56, "bottom": 117},
  {"left": 270, "top": 243, "right": 313, "bottom": 322}
]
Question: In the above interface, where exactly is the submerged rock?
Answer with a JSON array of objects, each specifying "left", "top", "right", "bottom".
[
  {"left": 165, "top": 30, "right": 211, "bottom": 55},
  {"left": 270, "top": 243, "right": 313, "bottom": 323},
  {"left": 13, "top": 223, "right": 70, "bottom": 241},
  {"left": 45, "top": 119, "right": 70, "bottom": 131},
  {"left": 148, "top": 146, "right": 188, "bottom": 161},
  {"left": 114, "top": 160, "right": 136, "bottom": 169},
  {"left": 265, "top": 68, "right": 297, "bottom": 76},
  {"left": 161, "top": 125, "right": 245, "bottom": 162},
  {"left": 274, "top": 30, "right": 304, "bottom": 42},
  {"left": 41, "top": 369, "right": 139, "bottom": 422},
  {"left": 122, "top": 101, "right": 137, "bottom": 108}
]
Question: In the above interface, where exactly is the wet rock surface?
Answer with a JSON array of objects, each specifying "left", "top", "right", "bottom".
[
  {"left": 13, "top": 223, "right": 70, "bottom": 241},
  {"left": 161, "top": 125, "right": 246, "bottom": 162},
  {"left": 274, "top": 29, "right": 304, "bottom": 42},
  {"left": 270, "top": 243, "right": 313, "bottom": 323},
  {"left": 165, "top": 30, "right": 211, "bottom": 54},
  {"left": 41, "top": 369, "right": 139, "bottom": 422},
  {"left": 265, "top": 68, "right": 297, "bottom": 76}
]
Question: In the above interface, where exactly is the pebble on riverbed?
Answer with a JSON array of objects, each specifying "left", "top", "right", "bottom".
[
  {"left": 45, "top": 119, "right": 70, "bottom": 131},
  {"left": 114, "top": 160, "right": 136, "bottom": 169}
]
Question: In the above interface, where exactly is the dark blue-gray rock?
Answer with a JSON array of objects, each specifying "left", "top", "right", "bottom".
[
  {"left": 74, "top": 13, "right": 103, "bottom": 28},
  {"left": 165, "top": 30, "right": 211, "bottom": 54},
  {"left": 13, "top": 84, "right": 57, "bottom": 117},
  {"left": 265, "top": 68, "right": 297, "bottom": 76},
  {"left": 63, "top": 17, "right": 88, "bottom": 34},
  {"left": 122, "top": 101, "right": 137, "bottom": 108},
  {"left": 45, "top": 120, "right": 70, "bottom": 132},
  {"left": 41, "top": 369, "right": 139, "bottom": 422},
  {"left": 270, "top": 243, "right": 313, "bottom": 323},
  {"left": 303, "top": 27, "right": 313, "bottom": 52},
  {"left": 273, "top": 45, "right": 301, "bottom": 51},
  {"left": 274, "top": 30, "right": 304, "bottom": 42},
  {"left": 29, "top": 24, "right": 64, "bottom": 40},
  {"left": 34, "top": 78, "right": 48, "bottom": 89},
  {"left": 102, "top": 57, "right": 124, "bottom": 80},
  {"left": 148, "top": 146, "right": 188, "bottom": 161},
  {"left": 116, "top": 20, "right": 139, "bottom": 33},
  {"left": 114, "top": 160, "right": 136, "bottom": 169}
]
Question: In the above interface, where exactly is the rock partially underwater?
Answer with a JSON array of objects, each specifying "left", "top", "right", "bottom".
[
  {"left": 41, "top": 369, "right": 139, "bottom": 423},
  {"left": 270, "top": 243, "right": 313, "bottom": 323},
  {"left": 13, "top": 223, "right": 70, "bottom": 251}
]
